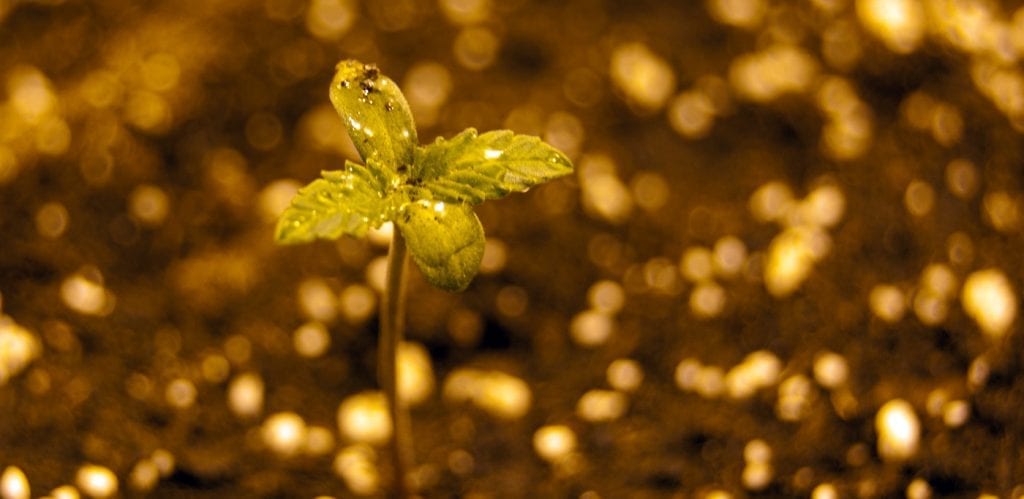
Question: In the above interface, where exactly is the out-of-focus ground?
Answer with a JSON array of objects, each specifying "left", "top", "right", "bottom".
[{"left": 2, "top": 0, "right": 1024, "bottom": 497}]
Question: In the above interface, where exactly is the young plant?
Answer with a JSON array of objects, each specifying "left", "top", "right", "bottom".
[{"left": 275, "top": 60, "right": 573, "bottom": 496}]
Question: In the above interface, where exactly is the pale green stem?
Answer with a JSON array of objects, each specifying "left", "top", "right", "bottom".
[{"left": 380, "top": 229, "right": 414, "bottom": 497}]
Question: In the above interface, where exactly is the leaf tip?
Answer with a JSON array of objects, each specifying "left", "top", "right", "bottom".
[
  {"left": 550, "top": 150, "right": 574, "bottom": 175},
  {"left": 331, "top": 60, "right": 371, "bottom": 87},
  {"left": 273, "top": 215, "right": 304, "bottom": 245}
]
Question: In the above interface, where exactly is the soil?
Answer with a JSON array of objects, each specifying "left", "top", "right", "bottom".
[{"left": 2, "top": 0, "right": 1023, "bottom": 497}]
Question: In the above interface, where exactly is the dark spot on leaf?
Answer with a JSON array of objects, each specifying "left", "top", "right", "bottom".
[
  {"left": 360, "top": 79, "right": 375, "bottom": 96},
  {"left": 358, "top": 65, "right": 380, "bottom": 96},
  {"left": 339, "top": 80, "right": 350, "bottom": 88},
  {"left": 384, "top": 102, "right": 394, "bottom": 112}
]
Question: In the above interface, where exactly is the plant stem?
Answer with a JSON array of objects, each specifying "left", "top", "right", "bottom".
[{"left": 380, "top": 229, "right": 414, "bottom": 497}]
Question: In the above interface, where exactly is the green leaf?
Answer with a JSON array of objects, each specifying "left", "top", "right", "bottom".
[
  {"left": 397, "top": 200, "right": 484, "bottom": 292},
  {"left": 413, "top": 129, "right": 574, "bottom": 204},
  {"left": 275, "top": 160, "right": 398, "bottom": 244},
  {"left": 330, "top": 60, "right": 417, "bottom": 173}
]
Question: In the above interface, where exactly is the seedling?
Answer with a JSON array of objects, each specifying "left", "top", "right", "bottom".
[{"left": 275, "top": 60, "right": 573, "bottom": 496}]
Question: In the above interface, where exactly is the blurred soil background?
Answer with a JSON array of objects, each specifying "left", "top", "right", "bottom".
[{"left": 2, "top": 0, "right": 1024, "bottom": 497}]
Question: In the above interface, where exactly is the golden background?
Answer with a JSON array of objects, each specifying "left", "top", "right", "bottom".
[{"left": 1, "top": 0, "right": 1023, "bottom": 497}]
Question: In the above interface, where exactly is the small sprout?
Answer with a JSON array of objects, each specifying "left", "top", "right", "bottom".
[
  {"left": 276, "top": 59, "right": 572, "bottom": 497},
  {"left": 278, "top": 59, "right": 573, "bottom": 292}
]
